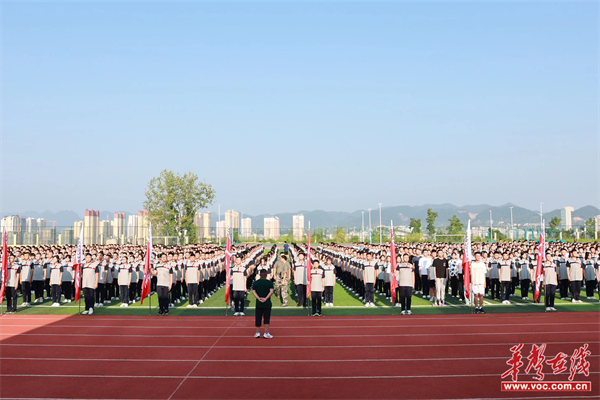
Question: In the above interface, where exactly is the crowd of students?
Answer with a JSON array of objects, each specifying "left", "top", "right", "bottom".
[
  {"left": 318, "top": 241, "right": 600, "bottom": 314},
  {"left": 1, "top": 240, "right": 598, "bottom": 316}
]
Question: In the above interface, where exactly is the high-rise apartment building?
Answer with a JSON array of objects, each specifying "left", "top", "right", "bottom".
[
  {"left": 127, "top": 215, "right": 140, "bottom": 241},
  {"left": 241, "top": 218, "right": 252, "bottom": 238},
  {"left": 293, "top": 214, "right": 304, "bottom": 240},
  {"left": 263, "top": 216, "right": 280, "bottom": 240},
  {"left": 216, "top": 220, "right": 226, "bottom": 239},
  {"left": 1, "top": 215, "right": 22, "bottom": 244},
  {"left": 99, "top": 220, "right": 112, "bottom": 244},
  {"left": 25, "top": 217, "right": 38, "bottom": 233},
  {"left": 137, "top": 210, "right": 149, "bottom": 244},
  {"left": 202, "top": 212, "right": 211, "bottom": 239},
  {"left": 84, "top": 209, "right": 99, "bottom": 245},
  {"left": 225, "top": 210, "right": 240, "bottom": 232},
  {"left": 561, "top": 206, "right": 574, "bottom": 230},
  {"left": 112, "top": 212, "right": 126, "bottom": 239},
  {"left": 73, "top": 221, "right": 84, "bottom": 242}
]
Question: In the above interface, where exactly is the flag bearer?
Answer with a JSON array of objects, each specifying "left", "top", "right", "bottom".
[
  {"left": 470, "top": 252, "right": 487, "bottom": 314},
  {"left": 396, "top": 254, "right": 415, "bottom": 315},
  {"left": 232, "top": 256, "right": 247, "bottom": 316},
  {"left": 81, "top": 253, "right": 99, "bottom": 315},
  {"left": 294, "top": 253, "right": 308, "bottom": 307},
  {"left": 310, "top": 259, "right": 325, "bottom": 316},
  {"left": 543, "top": 252, "right": 558, "bottom": 312},
  {"left": 363, "top": 253, "right": 377, "bottom": 307},
  {"left": 152, "top": 253, "right": 173, "bottom": 315}
]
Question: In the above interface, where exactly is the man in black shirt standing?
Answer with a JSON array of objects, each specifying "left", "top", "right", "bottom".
[{"left": 252, "top": 269, "right": 274, "bottom": 338}]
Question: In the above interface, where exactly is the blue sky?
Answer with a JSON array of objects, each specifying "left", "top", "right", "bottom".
[{"left": 1, "top": 1, "right": 598, "bottom": 216}]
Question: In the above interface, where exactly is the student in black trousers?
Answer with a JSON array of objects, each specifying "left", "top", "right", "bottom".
[{"left": 310, "top": 260, "right": 325, "bottom": 316}]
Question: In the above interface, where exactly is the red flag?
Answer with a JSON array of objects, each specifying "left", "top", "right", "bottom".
[
  {"left": 306, "top": 225, "right": 312, "bottom": 298},
  {"left": 73, "top": 224, "right": 84, "bottom": 303},
  {"left": 224, "top": 228, "right": 232, "bottom": 305},
  {"left": 0, "top": 232, "right": 8, "bottom": 304},
  {"left": 463, "top": 220, "right": 472, "bottom": 301},
  {"left": 534, "top": 231, "right": 544, "bottom": 302},
  {"left": 389, "top": 223, "right": 398, "bottom": 304},
  {"left": 140, "top": 222, "right": 153, "bottom": 305}
]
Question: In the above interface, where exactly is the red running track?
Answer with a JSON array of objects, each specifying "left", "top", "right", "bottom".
[{"left": 0, "top": 312, "right": 598, "bottom": 399}]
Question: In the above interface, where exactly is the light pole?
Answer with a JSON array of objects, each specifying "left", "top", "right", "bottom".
[
  {"left": 378, "top": 203, "right": 382, "bottom": 244},
  {"left": 489, "top": 210, "right": 493, "bottom": 242},
  {"left": 368, "top": 208, "right": 372, "bottom": 244},
  {"left": 361, "top": 211, "right": 364, "bottom": 242},
  {"left": 539, "top": 202, "right": 543, "bottom": 231},
  {"left": 241, "top": 212, "right": 244, "bottom": 244},
  {"left": 218, "top": 204, "right": 221, "bottom": 246},
  {"left": 509, "top": 207, "right": 514, "bottom": 230}
]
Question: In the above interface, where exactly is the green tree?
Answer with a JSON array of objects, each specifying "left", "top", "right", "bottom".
[
  {"left": 426, "top": 209, "right": 438, "bottom": 236},
  {"left": 549, "top": 216, "right": 561, "bottom": 231},
  {"left": 333, "top": 227, "right": 347, "bottom": 243},
  {"left": 584, "top": 217, "right": 595, "bottom": 238},
  {"left": 447, "top": 215, "right": 464, "bottom": 235},
  {"left": 409, "top": 218, "right": 422, "bottom": 234},
  {"left": 144, "top": 170, "right": 216, "bottom": 241}
]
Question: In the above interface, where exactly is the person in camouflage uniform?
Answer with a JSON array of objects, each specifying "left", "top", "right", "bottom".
[{"left": 274, "top": 253, "right": 291, "bottom": 307}]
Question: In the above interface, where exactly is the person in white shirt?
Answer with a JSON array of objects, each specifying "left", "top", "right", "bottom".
[
  {"left": 470, "top": 252, "right": 487, "bottom": 314},
  {"left": 418, "top": 251, "right": 433, "bottom": 299}
]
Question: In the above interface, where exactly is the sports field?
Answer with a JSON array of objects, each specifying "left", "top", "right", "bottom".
[
  {"left": 0, "top": 312, "right": 598, "bottom": 400},
  {"left": 4, "top": 278, "right": 599, "bottom": 316}
]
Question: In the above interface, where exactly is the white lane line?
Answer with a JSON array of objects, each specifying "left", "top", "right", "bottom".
[
  {"left": 167, "top": 319, "right": 237, "bottom": 400},
  {"left": 1, "top": 322, "right": 596, "bottom": 330},
  {"left": 2, "top": 341, "right": 597, "bottom": 349},
  {"left": 2, "top": 314, "right": 596, "bottom": 322},
  {"left": 1, "top": 372, "right": 597, "bottom": 379},
  {"left": 2, "top": 356, "right": 598, "bottom": 363},
  {"left": 1, "top": 330, "right": 596, "bottom": 339}
]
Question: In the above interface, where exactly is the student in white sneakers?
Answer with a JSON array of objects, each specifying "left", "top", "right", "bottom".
[
  {"left": 252, "top": 269, "right": 274, "bottom": 338},
  {"left": 117, "top": 257, "right": 132, "bottom": 307},
  {"left": 470, "top": 252, "right": 487, "bottom": 314},
  {"left": 49, "top": 255, "right": 63, "bottom": 307},
  {"left": 543, "top": 252, "right": 558, "bottom": 312},
  {"left": 396, "top": 254, "right": 414, "bottom": 315},
  {"left": 323, "top": 257, "right": 336, "bottom": 307}
]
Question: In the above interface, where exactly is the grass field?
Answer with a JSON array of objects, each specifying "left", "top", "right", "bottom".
[{"left": 5, "top": 278, "right": 599, "bottom": 316}]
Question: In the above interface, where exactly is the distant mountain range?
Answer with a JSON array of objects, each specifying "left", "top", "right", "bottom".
[{"left": 3, "top": 204, "right": 598, "bottom": 230}]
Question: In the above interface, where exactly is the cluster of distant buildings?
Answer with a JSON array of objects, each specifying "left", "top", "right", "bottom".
[
  {"left": 2, "top": 205, "right": 598, "bottom": 246},
  {"left": 0, "top": 210, "right": 150, "bottom": 246},
  {"left": 192, "top": 210, "right": 305, "bottom": 241},
  {"left": 0, "top": 209, "right": 307, "bottom": 246}
]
